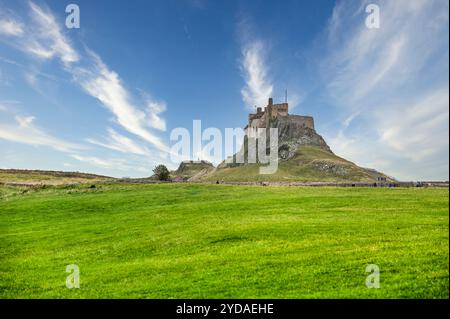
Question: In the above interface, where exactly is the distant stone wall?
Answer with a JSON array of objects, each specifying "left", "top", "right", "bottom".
[
  {"left": 286, "top": 115, "right": 314, "bottom": 130},
  {"left": 185, "top": 181, "right": 448, "bottom": 187}
]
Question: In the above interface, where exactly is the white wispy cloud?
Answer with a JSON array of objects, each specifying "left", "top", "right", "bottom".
[
  {"left": 71, "top": 154, "right": 126, "bottom": 170},
  {"left": 0, "top": 2, "right": 170, "bottom": 173},
  {"left": 0, "top": 19, "right": 24, "bottom": 36},
  {"left": 25, "top": 3, "right": 168, "bottom": 153},
  {"left": 73, "top": 50, "right": 169, "bottom": 152},
  {"left": 377, "top": 88, "right": 449, "bottom": 161},
  {"left": 145, "top": 98, "right": 167, "bottom": 132},
  {"left": 0, "top": 114, "right": 83, "bottom": 152},
  {"left": 0, "top": 3, "right": 78, "bottom": 64},
  {"left": 86, "top": 128, "right": 152, "bottom": 156},
  {"left": 237, "top": 16, "right": 302, "bottom": 112},
  {"left": 321, "top": 0, "right": 449, "bottom": 180},
  {"left": 26, "top": 2, "right": 79, "bottom": 64},
  {"left": 240, "top": 40, "right": 273, "bottom": 110},
  {"left": 70, "top": 154, "right": 152, "bottom": 174}
]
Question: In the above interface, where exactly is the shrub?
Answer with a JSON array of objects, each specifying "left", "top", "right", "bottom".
[{"left": 153, "top": 164, "right": 170, "bottom": 181}]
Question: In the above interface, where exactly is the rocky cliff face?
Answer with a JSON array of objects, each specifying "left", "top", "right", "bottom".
[
  {"left": 221, "top": 115, "right": 333, "bottom": 166},
  {"left": 271, "top": 117, "right": 332, "bottom": 159}
]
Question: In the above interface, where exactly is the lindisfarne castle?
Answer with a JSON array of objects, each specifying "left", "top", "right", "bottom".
[
  {"left": 172, "top": 96, "right": 395, "bottom": 184},
  {"left": 245, "top": 97, "right": 314, "bottom": 132}
]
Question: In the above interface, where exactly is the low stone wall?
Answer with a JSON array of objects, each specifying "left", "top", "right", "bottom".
[
  {"left": 3, "top": 180, "right": 447, "bottom": 188},
  {"left": 185, "top": 181, "right": 449, "bottom": 188}
]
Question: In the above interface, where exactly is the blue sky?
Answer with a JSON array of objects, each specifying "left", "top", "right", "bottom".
[{"left": 0, "top": 0, "right": 448, "bottom": 180}]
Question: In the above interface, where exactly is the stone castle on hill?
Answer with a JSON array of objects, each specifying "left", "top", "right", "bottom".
[
  {"left": 245, "top": 97, "right": 314, "bottom": 132},
  {"left": 241, "top": 96, "right": 333, "bottom": 158},
  {"left": 171, "top": 96, "right": 396, "bottom": 183}
]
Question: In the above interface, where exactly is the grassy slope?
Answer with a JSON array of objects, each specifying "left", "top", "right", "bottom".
[
  {"left": 201, "top": 146, "right": 388, "bottom": 182},
  {"left": 0, "top": 169, "right": 112, "bottom": 185},
  {"left": 1, "top": 183, "right": 448, "bottom": 298}
]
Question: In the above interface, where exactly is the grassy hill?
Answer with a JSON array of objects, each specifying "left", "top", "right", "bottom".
[
  {"left": 0, "top": 169, "right": 113, "bottom": 185},
  {"left": 198, "top": 146, "right": 392, "bottom": 183},
  {"left": 1, "top": 183, "right": 448, "bottom": 298}
]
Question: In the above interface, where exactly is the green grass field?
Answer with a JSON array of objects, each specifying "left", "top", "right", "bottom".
[{"left": 0, "top": 183, "right": 448, "bottom": 298}]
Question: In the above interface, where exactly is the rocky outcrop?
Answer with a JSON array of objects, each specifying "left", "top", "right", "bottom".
[
  {"left": 220, "top": 115, "right": 334, "bottom": 166},
  {"left": 173, "top": 160, "right": 215, "bottom": 180},
  {"left": 270, "top": 117, "right": 332, "bottom": 160}
]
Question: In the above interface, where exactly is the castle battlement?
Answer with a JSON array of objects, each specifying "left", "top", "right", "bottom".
[{"left": 246, "top": 97, "right": 314, "bottom": 131}]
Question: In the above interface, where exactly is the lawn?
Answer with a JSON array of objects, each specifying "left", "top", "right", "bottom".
[{"left": 0, "top": 183, "right": 448, "bottom": 298}]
